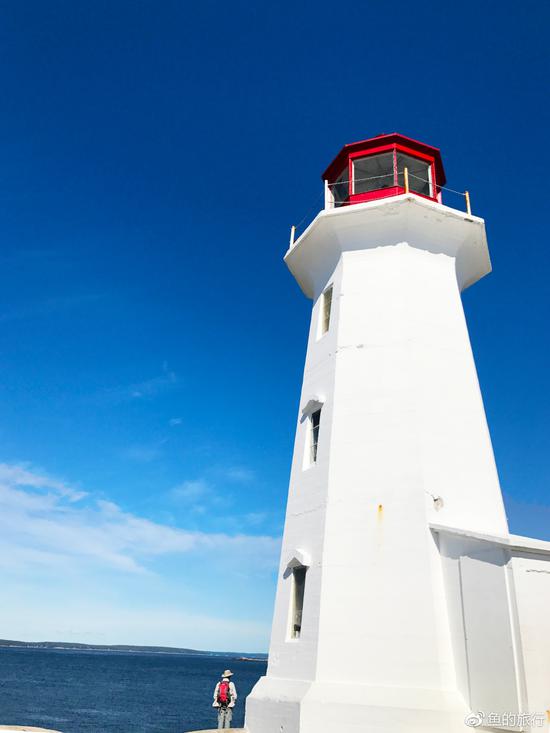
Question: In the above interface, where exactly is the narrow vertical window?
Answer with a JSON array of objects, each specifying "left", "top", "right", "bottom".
[
  {"left": 321, "top": 286, "right": 333, "bottom": 335},
  {"left": 291, "top": 566, "right": 307, "bottom": 639},
  {"left": 310, "top": 408, "right": 321, "bottom": 464}
]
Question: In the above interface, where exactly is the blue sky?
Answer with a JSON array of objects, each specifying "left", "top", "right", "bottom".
[{"left": 0, "top": 1, "right": 548, "bottom": 652}]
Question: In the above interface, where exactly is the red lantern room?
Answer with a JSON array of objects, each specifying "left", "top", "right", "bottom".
[{"left": 322, "top": 133, "right": 446, "bottom": 207}]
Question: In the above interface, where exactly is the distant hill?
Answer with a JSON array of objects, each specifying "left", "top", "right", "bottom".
[{"left": 0, "top": 639, "right": 267, "bottom": 660}]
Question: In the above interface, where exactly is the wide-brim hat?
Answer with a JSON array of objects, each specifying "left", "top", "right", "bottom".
[{"left": 222, "top": 669, "right": 234, "bottom": 678}]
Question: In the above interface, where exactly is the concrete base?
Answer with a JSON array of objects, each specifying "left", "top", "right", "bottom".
[
  {"left": 245, "top": 677, "right": 473, "bottom": 733},
  {"left": 185, "top": 730, "right": 246, "bottom": 733}
]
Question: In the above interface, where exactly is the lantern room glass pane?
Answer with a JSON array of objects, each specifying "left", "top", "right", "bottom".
[
  {"left": 332, "top": 168, "right": 349, "bottom": 206},
  {"left": 353, "top": 153, "right": 394, "bottom": 194},
  {"left": 396, "top": 153, "right": 432, "bottom": 196}
]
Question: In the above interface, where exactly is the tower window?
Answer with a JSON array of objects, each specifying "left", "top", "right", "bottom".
[
  {"left": 309, "top": 409, "right": 321, "bottom": 465},
  {"left": 353, "top": 152, "right": 394, "bottom": 194},
  {"left": 321, "top": 286, "right": 333, "bottom": 335},
  {"left": 396, "top": 153, "right": 432, "bottom": 197},
  {"left": 290, "top": 566, "right": 307, "bottom": 639}
]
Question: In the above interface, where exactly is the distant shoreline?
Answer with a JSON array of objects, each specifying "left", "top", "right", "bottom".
[{"left": 0, "top": 639, "right": 267, "bottom": 661}]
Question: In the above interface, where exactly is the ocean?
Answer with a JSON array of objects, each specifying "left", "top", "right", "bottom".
[{"left": 0, "top": 647, "right": 267, "bottom": 732}]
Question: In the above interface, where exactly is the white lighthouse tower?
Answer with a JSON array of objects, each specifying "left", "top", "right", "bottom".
[{"left": 245, "top": 134, "right": 550, "bottom": 733}]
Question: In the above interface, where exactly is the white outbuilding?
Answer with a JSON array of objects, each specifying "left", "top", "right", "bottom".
[{"left": 245, "top": 134, "right": 550, "bottom": 733}]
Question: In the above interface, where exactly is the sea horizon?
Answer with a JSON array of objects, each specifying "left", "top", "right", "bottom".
[{"left": 0, "top": 637, "right": 267, "bottom": 659}]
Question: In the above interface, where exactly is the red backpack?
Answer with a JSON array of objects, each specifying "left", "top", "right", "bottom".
[{"left": 217, "top": 681, "right": 231, "bottom": 706}]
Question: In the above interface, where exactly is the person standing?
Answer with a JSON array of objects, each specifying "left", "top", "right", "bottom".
[{"left": 212, "top": 669, "right": 237, "bottom": 729}]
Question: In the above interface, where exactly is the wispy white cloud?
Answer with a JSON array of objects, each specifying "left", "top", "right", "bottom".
[
  {"left": 223, "top": 466, "right": 256, "bottom": 483},
  {"left": 128, "top": 371, "right": 177, "bottom": 399},
  {"left": 170, "top": 478, "right": 219, "bottom": 515},
  {"left": 0, "top": 463, "right": 87, "bottom": 502},
  {"left": 94, "top": 364, "right": 178, "bottom": 405},
  {"left": 243, "top": 512, "right": 268, "bottom": 527},
  {"left": 171, "top": 479, "right": 210, "bottom": 501},
  {"left": 169, "top": 417, "right": 183, "bottom": 426},
  {"left": 169, "top": 466, "right": 266, "bottom": 524},
  {"left": 0, "top": 463, "right": 280, "bottom": 577}
]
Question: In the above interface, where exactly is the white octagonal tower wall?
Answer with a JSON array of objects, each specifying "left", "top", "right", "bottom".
[{"left": 245, "top": 195, "right": 513, "bottom": 733}]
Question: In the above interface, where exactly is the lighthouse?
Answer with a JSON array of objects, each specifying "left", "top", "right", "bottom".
[{"left": 244, "top": 134, "right": 550, "bottom": 733}]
